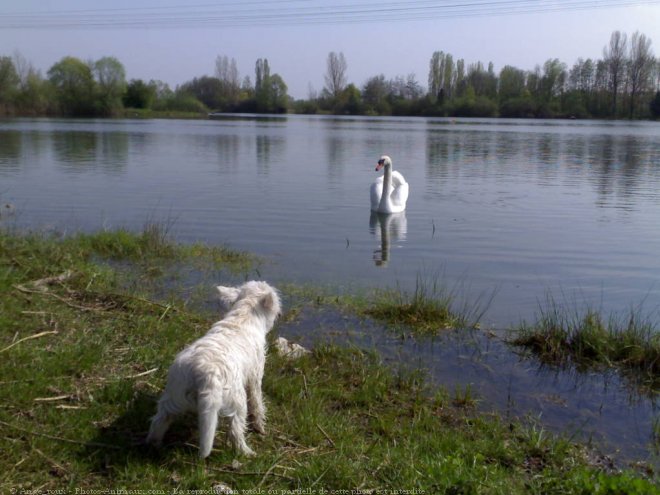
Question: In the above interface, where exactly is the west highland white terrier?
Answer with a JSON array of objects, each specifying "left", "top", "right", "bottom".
[{"left": 146, "top": 281, "right": 281, "bottom": 458}]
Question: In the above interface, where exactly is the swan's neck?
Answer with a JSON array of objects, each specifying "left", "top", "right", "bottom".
[{"left": 378, "top": 164, "right": 392, "bottom": 211}]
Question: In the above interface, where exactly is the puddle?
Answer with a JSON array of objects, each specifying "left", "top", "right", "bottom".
[{"left": 279, "top": 303, "right": 659, "bottom": 468}]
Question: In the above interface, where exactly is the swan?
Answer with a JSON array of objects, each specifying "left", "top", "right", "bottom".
[{"left": 370, "top": 155, "right": 409, "bottom": 213}]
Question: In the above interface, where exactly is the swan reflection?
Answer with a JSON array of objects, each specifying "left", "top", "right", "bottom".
[{"left": 369, "top": 211, "right": 407, "bottom": 267}]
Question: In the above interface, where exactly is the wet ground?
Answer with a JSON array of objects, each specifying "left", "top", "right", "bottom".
[{"left": 279, "top": 302, "right": 659, "bottom": 468}]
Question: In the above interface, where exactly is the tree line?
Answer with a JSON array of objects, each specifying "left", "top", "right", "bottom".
[
  {"left": 0, "top": 30, "right": 658, "bottom": 119},
  {"left": 0, "top": 53, "right": 289, "bottom": 117}
]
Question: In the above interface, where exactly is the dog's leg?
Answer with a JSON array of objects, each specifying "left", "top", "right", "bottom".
[
  {"left": 198, "top": 393, "right": 220, "bottom": 459},
  {"left": 247, "top": 378, "right": 266, "bottom": 435},
  {"left": 227, "top": 391, "right": 255, "bottom": 456}
]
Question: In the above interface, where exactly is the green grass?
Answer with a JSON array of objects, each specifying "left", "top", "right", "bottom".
[
  {"left": 361, "top": 274, "right": 493, "bottom": 334},
  {"left": 0, "top": 230, "right": 657, "bottom": 493},
  {"left": 512, "top": 294, "right": 660, "bottom": 388}
]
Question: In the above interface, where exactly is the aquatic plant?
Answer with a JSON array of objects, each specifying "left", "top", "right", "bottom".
[
  {"left": 512, "top": 294, "right": 660, "bottom": 387},
  {"left": 364, "top": 272, "right": 494, "bottom": 334}
]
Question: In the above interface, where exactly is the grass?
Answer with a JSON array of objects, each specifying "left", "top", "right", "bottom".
[
  {"left": 279, "top": 274, "right": 493, "bottom": 336},
  {"left": 512, "top": 294, "right": 660, "bottom": 388},
  {"left": 0, "top": 230, "right": 658, "bottom": 493},
  {"left": 360, "top": 274, "right": 494, "bottom": 335}
]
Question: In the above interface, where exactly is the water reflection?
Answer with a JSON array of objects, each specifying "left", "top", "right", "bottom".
[
  {"left": 52, "top": 131, "right": 128, "bottom": 173},
  {"left": 97, "top": 133, "right": 128, "bottom": 172},
  {"left": 214, "top": 134, "right": 241, "bottom": 171},
  {"left": 0, "top": 131, "right": 21, "bottom": 168},
  {"left": 369, "top": 211, "right": 407, "bottom": 266},
  {"left": 424, "top": 124, "right": 660, "bottom": 210},
  {"left": 256, "top": 135, "right": 285, "bottom": 171}
]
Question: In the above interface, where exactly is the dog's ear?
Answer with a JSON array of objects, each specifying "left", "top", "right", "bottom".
[
  {"left": 216, "top": 286, "right": 240, "bottom": 308},
  {"left": 260, "top": 291, "right": 279, "bottom": 314}
]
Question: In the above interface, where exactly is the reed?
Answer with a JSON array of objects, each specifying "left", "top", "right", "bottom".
[{"left": 513, "top": 294, "right": 660, "bottom": 386}]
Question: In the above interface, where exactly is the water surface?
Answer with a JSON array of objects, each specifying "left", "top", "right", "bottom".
[{"left": 2, "top": 116, "right": 658, "bottom": 326}]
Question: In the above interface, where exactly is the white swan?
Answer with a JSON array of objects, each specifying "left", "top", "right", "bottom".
[{"left": 370, "top": 155, "right": 409, "bottom": 213}]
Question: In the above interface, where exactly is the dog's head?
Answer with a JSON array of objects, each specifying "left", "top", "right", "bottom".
[{"left": 216, "top": 281, "right": 281, "bottom": 329}]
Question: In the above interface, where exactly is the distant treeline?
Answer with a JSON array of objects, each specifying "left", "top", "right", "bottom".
[{"left": 0, "top": 30, "right": 658, "bottom": 119}]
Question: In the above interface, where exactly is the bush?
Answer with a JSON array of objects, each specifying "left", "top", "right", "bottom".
[
  {"left": 448, "top": 96, "right": 497, "bottom": 117},
  {"left": 153, "top": 93, "right": 208, "bottom": 113}
]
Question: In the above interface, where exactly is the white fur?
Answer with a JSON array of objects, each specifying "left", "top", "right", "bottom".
[{"left": 146, "top": 281, "right": 281, "bottom": 458}]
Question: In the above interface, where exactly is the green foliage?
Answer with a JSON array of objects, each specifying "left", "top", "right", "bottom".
[
  {"left": 93, "top": 56, "right": 127, "bottom": 116},
  {"left": 651, "top": 91, "right": 660, "bottom": 119},
  {"left": 123, "top": 79, "right": 157, "bottom": 109},
  {"left": 178, "top": 75, "right": 231, "bottom": 111},
  {"left": 47, "top": 56, "right": 97, "bottom": 116},
  {"left": 153, "top": 92, "right": 208, "bottom": 113},
  {"left": 500, "top": 96, "right": 537, "bottom": 118},
  {"left": 448, "top": 93, "right": 498, "bottom": 117},
  {"left": 0, "top": 56, "right": 19, "bottom": 111}
]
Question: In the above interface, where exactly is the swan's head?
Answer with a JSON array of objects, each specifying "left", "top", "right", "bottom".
[{"left": 375, "top": 155, "right": 392, "bottom": 172}]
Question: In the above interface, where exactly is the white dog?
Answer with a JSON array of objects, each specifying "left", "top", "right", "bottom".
[{"left": 146, "top": 281, "right": 281, "bottom": 458}]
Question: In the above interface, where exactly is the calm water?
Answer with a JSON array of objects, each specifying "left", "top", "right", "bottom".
[
  {"left": 2, "top": 116, "right": 660, "bottom": 462},
  {"left": 2, "top": 116, "right": 659, "bottom": 326}
]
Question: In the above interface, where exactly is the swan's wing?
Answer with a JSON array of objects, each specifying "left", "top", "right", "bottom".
[
  {"left": 390, "top": 171, "right": 407, "bottom": 188},
  {"left": 370, "top": 179, "right": 383, "bottom": 210},
  {"left": 390, "top": 182, "right": 409, "bottom": 209}
]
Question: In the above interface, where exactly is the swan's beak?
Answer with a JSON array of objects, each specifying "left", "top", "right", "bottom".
[{"left": 375, "top": 161, "right": 384, "bottom": 172}]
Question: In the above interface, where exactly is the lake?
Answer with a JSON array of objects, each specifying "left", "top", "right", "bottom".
[
  {"left": 2, "top": 115, "right": 660, "bottom": 463},
  {"left": 2, "top": 116, "right": 659, "bottom": 327}
]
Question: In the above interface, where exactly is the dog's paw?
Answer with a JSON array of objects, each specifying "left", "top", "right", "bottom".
[{"left": 241, "top": 446, "right": 256, "bottom": 457}]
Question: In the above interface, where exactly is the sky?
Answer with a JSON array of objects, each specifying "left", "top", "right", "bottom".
[{"left": 0, "top": 0, "right": 658, "bottom": 99}]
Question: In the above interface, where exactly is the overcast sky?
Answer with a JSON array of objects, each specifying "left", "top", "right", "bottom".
[{"left": 0, "top": 0, "right": 658, "bottom": 98}]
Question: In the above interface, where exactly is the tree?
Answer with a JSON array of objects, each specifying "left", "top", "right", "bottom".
[
  {"left": 467, "top": 62, "right": 497, "bottom": 99},
  {"left": 498, "top": 65, "right": 526, "bottom": 101},
  {"left": 47, "top": 56, "right": 96, "bottom": 115},
  {"left": 252, "top": 58, "right": 288, "bottom": 113},
  {"left": 268, "top": 73, "right": 289, "bottom": 113},
  {"left": 123, "top": 79, "right": 157, "bottom": 109},
  {"left": 404, "top": 73, "right": 424, "bottom": 100},
  {"left": 179, "top": 76, "right": 225, "bottom": 110},
  {"left": 650, "top": 91, "right": 660, "bottom": 118},
  {"left": 342, "top": 83, "right": 362, "bottom": 114},
  {"left": 255, "top": 58, "right": 271, "bottom": 112},
  {"left": 362, "top": 74, "right": 390, "bottom": 114},
  {"left": 94, "top": 56, "right": 126, "bottom": 115},
  {"left": 428, "top": 51, "right": 443, "bottom": 101},
  {"left": 627, "top": 31, "right": 654, "bottom": 118},
  {"left": 603, "top": 30, "right": 628, "bottom": 116},
  {"left": 0, "top": 56, "right": 19, "bottom": 110},
  {"left": 540, "top": 59, "right": 567, "bottom": 99},
  {"left": 324, "top": 52, "right": 347, "bottom": 100},
  {"left": 215, "top": 55, "right": 240, "bottom": 106},
  {"left": 443, "top": 54, "right": 455, "bottom": 99}
]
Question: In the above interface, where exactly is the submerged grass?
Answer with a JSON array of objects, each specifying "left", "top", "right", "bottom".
[
  {"left": 0, "top": 230, "right": 657, "bottom": 493},
  {"left": 512, "top": 294, "right": 660, "bottom": 388}
]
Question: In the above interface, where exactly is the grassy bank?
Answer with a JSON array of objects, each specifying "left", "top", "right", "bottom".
[
  {"left": 512, "top": 295, "right": 660, "bottom": 389},
  {"left": 0, "top": 230, "right": 657, "bottom": 493}
]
